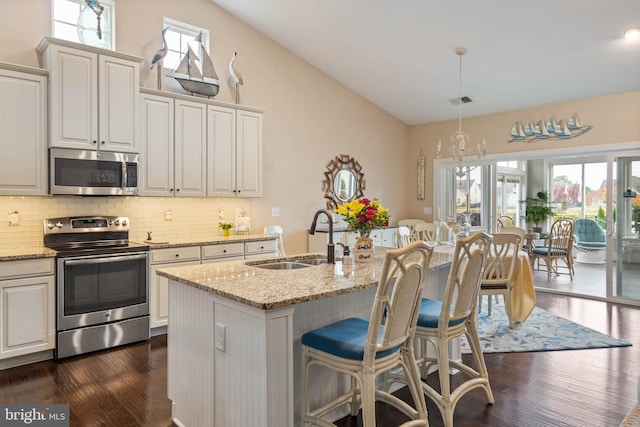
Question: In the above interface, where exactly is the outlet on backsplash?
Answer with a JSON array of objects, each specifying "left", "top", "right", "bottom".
[
  {"left": 7, "top": 210, "right": 19, "bottom": 226},
  {"left": 164, "top": 209, "right": 173, "bottom": 221}
]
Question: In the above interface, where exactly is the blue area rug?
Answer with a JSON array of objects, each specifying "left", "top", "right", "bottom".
[{"left": 461, "top": 303, "right": 632, "bottom": 354}]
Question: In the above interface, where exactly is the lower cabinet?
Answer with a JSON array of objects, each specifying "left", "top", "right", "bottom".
[
  {"left": 201, "top": 242, "right": 245, "bottom": 264},
  {"left": 245, "top": 239, "right": 278, "bottom": 260},
  {"left": 0, "top": 258, "right": 55, "bottom": 360},
  {"left": 307, "top": 228, "right": 398, "bottom": 253},
  {"left": 149, "top": 246, "right": 201, "bottom": 329},
  {"left": 150, "top": 239, "right": 277, "bottom": 332}
]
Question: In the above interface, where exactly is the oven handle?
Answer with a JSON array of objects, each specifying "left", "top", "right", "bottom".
[{"left": 63, "top": 252, "right": 148, "bottom": 266}]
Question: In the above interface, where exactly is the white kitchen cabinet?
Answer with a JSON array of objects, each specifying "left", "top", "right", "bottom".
[
  {"left": 307, "top": 228, "right": 398, "bottom": 253},
  {"left": 139, "top": 93, "right": 175, "bottom": 196},
  {"left": 149, "top": 246, "right": 201, "bottom": 329},
  {"left": 37, "top": 37, "right": 143, "bottom": 153},
  {"left": 201, "top": 242, "right": 245, "bottom": 264},
  {"left": 0, "top": 63, "right": 48, "bottom": 196},
  {"left": 245, "top": 239, "right": 278, "bottom": 260},
  {"left": 139, "top": 94, "right": 206, "bottom": 196},
  {"left": 174, "top": 99, "right": 207, "bottom": 196},
  {"left": 207, "top": 107, "right": 263, "bottom": 197},
  {"left": 0, "top": 258, "right": 55, "bottom": 360}
]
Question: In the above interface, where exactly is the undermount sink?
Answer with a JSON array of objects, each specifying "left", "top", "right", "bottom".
[
  {"left": 250, "top": 261, "right": 313, "bottom": 270},
  {"left": 298, "top": 258, "right": 328, "bottom": 266},
  {"left": 246, "top": 257, "right": 329, "bottom": 270}
]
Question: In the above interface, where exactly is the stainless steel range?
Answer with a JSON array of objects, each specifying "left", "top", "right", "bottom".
[{"left": 44, "top": 216, "right": 149, "bottom": 359}]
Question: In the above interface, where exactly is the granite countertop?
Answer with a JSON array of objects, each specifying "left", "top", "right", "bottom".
[
  {"left": 132, "top": 234, "right": 278, "bottom": 249},
  {"left": 157, "top": 247, "right": 452, "bottom": 310},
  {"left": 0, "top": 246, "right": 57, "bottom": 261},
  {"left": 0, "top": 235, "right": 277, "bottom": 261}
]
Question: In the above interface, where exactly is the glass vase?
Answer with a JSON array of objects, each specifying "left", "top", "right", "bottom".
[{"left": 353, "top": 237, "right": 374, "bottom": 263}]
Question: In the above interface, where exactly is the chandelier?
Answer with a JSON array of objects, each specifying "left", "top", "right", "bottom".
[{"left": 435, "top": 47, "right": 487, "bottom": 178}]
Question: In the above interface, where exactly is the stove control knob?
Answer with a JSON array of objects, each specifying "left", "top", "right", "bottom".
[
  {"left": 114, "top": 219, "right": 120, "bottom": 226},
  {"left": 46, "top": 222, "right": 55, "bottom": 230},
  {"left": 55, "top": 222, "right": 63, "bottom": 229},
  {"left": 121, "top": 219, "right": 128, "bottom": 226}
]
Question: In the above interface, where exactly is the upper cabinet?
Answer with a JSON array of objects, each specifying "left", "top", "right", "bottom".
[
  {"left": 0, "top": 63, "right": 48, "bottom": 196},
  {"left": 207, "top": 107, "right": 263, "bottom": 197},
  {"left": 139, "top": 93, "right": 207, "bottom": 197},
  {"left": 139, "top": 88, "right": 263, "bottom": 198},
  {"left": 37, "top": 37, "right": 143, "bottom": 153}
]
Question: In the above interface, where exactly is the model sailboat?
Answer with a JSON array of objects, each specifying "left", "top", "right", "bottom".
[{"left": 169, "top": 32, "right": 220, "bottom": 97}]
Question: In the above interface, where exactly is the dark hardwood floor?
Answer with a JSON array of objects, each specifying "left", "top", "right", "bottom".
[{"left": 1, "top": 292, "right": 638, "bottom": 426}]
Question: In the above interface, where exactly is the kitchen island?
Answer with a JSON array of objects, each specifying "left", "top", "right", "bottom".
[{"left": 158, "top": 248, "right": 453, "bottom": 427}]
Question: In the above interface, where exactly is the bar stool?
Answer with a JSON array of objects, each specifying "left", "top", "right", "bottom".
[{"left": 301, "top": 241, "right": 434, "bottom": 426}]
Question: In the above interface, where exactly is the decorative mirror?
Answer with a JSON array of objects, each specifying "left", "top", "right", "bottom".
[{"left": 322, "top": 154, "right": 366, "bottom": 209}]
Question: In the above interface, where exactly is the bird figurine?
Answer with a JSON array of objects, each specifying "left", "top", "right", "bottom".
[
  {"left": 150, "top": 27, "right": 169, "bottom": 69},
  {"left": 229, "top": 51, "right": 243, "bottom": 104},
  {"left": 150, "top": 27, "right": 169, "bottom": 90}
]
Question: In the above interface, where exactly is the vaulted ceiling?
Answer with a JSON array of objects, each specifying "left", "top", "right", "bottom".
[{"left": 210, "top": 0, "right": 640, "bottom": 125}]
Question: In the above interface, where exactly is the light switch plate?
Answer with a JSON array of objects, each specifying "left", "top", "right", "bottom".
[{"left": 272, "top": 207, "right": 280, "bottom": 217}]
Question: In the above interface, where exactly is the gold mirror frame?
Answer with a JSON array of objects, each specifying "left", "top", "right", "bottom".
[{"left": 322, "top": 154, "right": 366, "bottom": 209}]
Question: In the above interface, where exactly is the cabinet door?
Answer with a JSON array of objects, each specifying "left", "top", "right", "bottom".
[
  {"left": 149, "top": 260, "right": 200, "bottom": 329},
  {"left": 236, "top": 110, "right": 263, "bottom": 197},
  {"left": 98, "top": 55, "right": 139, "bottom": 152},
  {"left": 0, "top": 68, "right": 47, "bottom": 196},
  {"left": 174, "top": 100, "right": 206, "bottom": 197},
  {"left": 206, "top": 105, "right": 236, "bottom": 197},
  {"left": 380, "top": 229, "right": 398, "bottom": 248},
  {"left": 0, "top": 276, "right": 55, "bottom": 359},
  {"left": 47, "top": 45, "right": 98, "bottom": 149},
  {"left": 139, "top": 93, "right": 174, "bottom": 196}
]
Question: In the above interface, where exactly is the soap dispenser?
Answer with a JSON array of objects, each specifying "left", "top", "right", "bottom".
[{"left": 338, "top": 243, "right": 353, "bottom": 266}]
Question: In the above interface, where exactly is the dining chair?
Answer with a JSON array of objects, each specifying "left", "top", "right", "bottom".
[
  {"left": 264, "top": 225, "right": 285, "bottom": 256},
  {"left": 301, "top": 241, "right": 434, "bottom": 427},
  {"left": 414, "top": 231, "right": 493, "bottom": 427},
  {"left": 398, "top": 219, "right": 426, "bottom": 242},
  {"left": 415, "top": 222, "right": 438, "bottom": 244},
  {"left": 477, "top": 232, "right": 522, "bottom": 328},
  {"left": 397, "top": 226, "right": 412, "bottom": 248},
  {"left": 530, "top": 218, "right": 575, "bottom": 281},
  {"left": 496, "top": 215, "right": 515, "bottom": 230}
]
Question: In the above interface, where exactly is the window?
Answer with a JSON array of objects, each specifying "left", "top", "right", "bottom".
[
  {"left": 161, "top": 18, "right": 210, "bottom": 71},
  {"left": 453, "top": 166, "right": 485, "bottom": 227},
  {"left": 52, "top": 0, "right": 115, "bottom": 49}
]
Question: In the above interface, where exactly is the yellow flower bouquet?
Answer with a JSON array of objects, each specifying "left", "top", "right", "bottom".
[{"left": 334, "top": 197, "right": 389, "bottom": 238}]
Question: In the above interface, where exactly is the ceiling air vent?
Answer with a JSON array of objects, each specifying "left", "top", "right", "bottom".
[{"left": 450, "top": 96, "right": 473, "bottom": 105}]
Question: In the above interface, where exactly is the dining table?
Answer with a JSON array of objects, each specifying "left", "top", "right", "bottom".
[
  {"left": 436, "top": 244, "right": 536, "bottom": 323},
  {"left": 510, "top": 251, "right": 536, "bottom": 323}
]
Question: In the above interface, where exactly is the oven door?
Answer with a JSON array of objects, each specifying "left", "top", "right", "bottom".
[{"left": 57, "top": 252, "right": 149, "bottom": 331}]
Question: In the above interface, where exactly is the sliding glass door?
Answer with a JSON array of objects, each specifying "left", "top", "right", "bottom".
[{"left": 613, "top": 155, "right": 640, "bottom": 301}]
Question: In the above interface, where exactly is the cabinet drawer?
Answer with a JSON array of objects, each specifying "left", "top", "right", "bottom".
[
  {"left": 0, "top": 258, "right": 54, "bottom": 281},
  {"left": 201, "top": 243, "right": 244, "bottom": 259},
  {"left": 245, "top": 239, "right": 277, "bottom": 254},
  {"left": 150, "top": 246, "right": 200, "bottom": 264}
]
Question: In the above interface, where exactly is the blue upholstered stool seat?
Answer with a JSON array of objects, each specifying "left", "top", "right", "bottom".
[
  {"left": 531, "top": 246, "right": 568, "bottom": 256},
  {"left": 301, "top": 317, "right": 399, "bottom": 360},
  {"left": 417, "top": 299, "right": 466, "bottom": 329}
]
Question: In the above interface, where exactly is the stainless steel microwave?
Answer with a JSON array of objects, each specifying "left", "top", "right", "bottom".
[{"left": 50, "top": 148, "right": 139, "bottom": 196}]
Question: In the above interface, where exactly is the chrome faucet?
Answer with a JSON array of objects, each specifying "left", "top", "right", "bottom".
[{"left": 309, "top": 209, "right": 335, "bottom": 264}]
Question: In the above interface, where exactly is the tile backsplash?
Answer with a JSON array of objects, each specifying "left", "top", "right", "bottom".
[{"left": 0, "top": 196, "right": 254, "bottom": 250}]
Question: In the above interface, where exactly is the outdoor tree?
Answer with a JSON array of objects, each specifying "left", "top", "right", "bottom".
[{"left": 553, "top": 180, "right": 581, "bottom": 211}]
